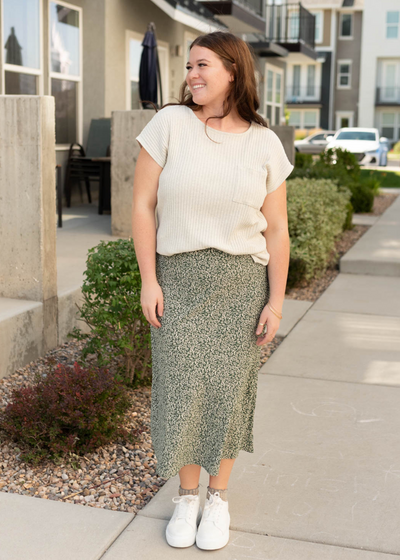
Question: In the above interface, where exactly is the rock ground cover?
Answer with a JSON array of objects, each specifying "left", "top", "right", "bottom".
[{"left": 0, "top": 191, "right": 397, "bottom": 515}]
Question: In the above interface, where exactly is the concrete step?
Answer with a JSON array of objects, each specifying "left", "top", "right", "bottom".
[
  {"left": 0, "top": 298, "right": 43, "bottom": 379},
  {"left": 260, "top": 308, "right": 400, "bottom": 386},
  {"left": 0, "top": 491, "right": 133, "bottom": 560},
  {"left": 341, "top": 196, "right": 400, "bottom": 277}
]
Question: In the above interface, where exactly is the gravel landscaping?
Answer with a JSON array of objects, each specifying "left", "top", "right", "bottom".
[{"left": 0, "top": 191, "right": 397, "bottom": 515}]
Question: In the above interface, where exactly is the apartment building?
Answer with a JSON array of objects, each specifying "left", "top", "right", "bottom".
[
  {"left": 359, "top": 0, "right": 400, "bottom": 144},
  {"left": 277, "top": 0, "right": 364, "bottom": 131}
]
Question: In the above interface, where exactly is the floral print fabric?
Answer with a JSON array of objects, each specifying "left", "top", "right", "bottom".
[{"left": 150, "top": 247, "right": 270, "bottom": 478}]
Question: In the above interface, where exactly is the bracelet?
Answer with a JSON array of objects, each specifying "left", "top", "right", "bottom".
[{"left": 267, "top": 302, "right": 283, "bottom": 319}]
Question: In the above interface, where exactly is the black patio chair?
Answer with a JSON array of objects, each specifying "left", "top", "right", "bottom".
[{"left": 64, "top": 118, "right": 111, "bottom": 213}]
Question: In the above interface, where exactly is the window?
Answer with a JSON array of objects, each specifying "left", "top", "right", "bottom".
[
  {"left": 129, "top": 37, "right": 142, "bottom": 110},
  {"left": 335, "top": 111, "right": 354, "bottom": 129},
  {"left": 265, "top": 64, "right": 283, "bottom": 125},
  {"left": 288, "top": 109, "right": 319, "bottom": 129},
  {"left": 307, "top": 65, "right": 315, "bottom": 97},
  {"left": 311, "top": 11, "right": 323, "bottom": 43},
  {"left": 304, "top": 111, "right": 317, "bottom": 129},
  {"left": 288, "top": 9, "right": 299, "bottom": 41},
  {"left": 267, "top": 69, "right": 273, "bottom": 103},
  {"left": 275, "top": 73, "right": 281, "bottom": 104},
  {"left": 288, "top": 110, "right": 301, "bottom": 128},
  {"left": 339, "top": 13, "right": 353, "bottom": 38},
  {"left": 292, "top": 65, "right": 301, "bottom": 97},
  {"left": 386, "top": 11, "right": 399, "bottom": 39},
  {"left": 2, "top": 0, "right": 41, "bottom": 94},
  {"left": 381, "top": 113, "right": 395, "bottom": 139},
  {"left": 382, "top": 63, "right": 397, "bottom": 100},
  {"left": 336, "top": 130, "right": 377, "bottom": 141},
  {"left": 337, "top": 60, "right": 352, "bottom": 88},
  {"left": 50, "top": 2, "right": 81, "bottom": 146}
]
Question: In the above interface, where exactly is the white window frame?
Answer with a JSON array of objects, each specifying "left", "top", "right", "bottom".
[
  {"left": 337, "top": 59, "right": 352, "bottom": 89},
  {"left": 48, "top": 0, "right": 83, "bottom": 150},
  {"left": 286, "top": 61, "right": 321, "bottom": 103},
  {"left": 265, "top": 63, "right": 284, "bottom": 126},
  {"left": 336, "top": 111, "right": 354, "bottom": 129},
  {"left": 1, "top": 0, "right": 44, "bottom": 95},
  {"left": 380, "top": 112, "right": 396, "bottom": 140},
  {"left": 310, "top": 10, "right": 323, "bottom": 44},
  {"left": 386, "top": 11, "right": 399, "bottom": 40},
  {"left": 381, "top": 61, "right": 398, "bottom": 102},
  {"left": 184, "top": 31, "right": 197, "bottom": 77},
  {"left": 303, "top": 109, "right": 318, "bottom": 129},
  {"left": 288, "top": 108, "right": 320, "bottom": 129},
  {"left": 339, "top": 12, "right": 353, "bottom": 40}
]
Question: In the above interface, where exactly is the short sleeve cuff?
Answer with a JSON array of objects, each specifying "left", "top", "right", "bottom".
[
  {"left": 136, "top": 133, "right": 166, "bottom": 168},
  {"left": 267, "top": 160, "right": 294, "bottom": 194}
]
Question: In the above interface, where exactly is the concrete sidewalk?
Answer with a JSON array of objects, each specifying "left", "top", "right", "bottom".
[{"left": 1, "top": 195, "right": 400, "bottom": 559}]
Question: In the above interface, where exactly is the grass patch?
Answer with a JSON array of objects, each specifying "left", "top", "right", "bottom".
[{"left": 360, "top": 169, "right": 400, "bottom": 189}]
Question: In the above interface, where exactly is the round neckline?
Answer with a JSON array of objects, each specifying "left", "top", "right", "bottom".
[{"left": 186, "top": 106, "right": 253, "bottom": 136}]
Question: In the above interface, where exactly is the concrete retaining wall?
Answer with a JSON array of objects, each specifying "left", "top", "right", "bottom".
[
  {"left": 111, "top": 109, "right": 155, "bottom": 238},
  {"left": 0, "top": 96, "right": 58, "bottom": 378}
]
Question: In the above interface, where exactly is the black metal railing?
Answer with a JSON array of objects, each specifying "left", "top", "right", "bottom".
[
  {"left": 285, "top": 85, "right": 322, "bottom": 103},
  {"left": 376, "top": 87, "right": 400, "bottom": 105},
  {"left": 265, "top": 2, "right": 315, "bottom": 49},
  {"left": 197, "top": 0, "right": 265, "bottom": 17}
]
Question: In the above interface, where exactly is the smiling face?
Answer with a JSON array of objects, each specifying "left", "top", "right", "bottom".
[{"left": 185, "top": 45, "right": 234, "bottom": 108}]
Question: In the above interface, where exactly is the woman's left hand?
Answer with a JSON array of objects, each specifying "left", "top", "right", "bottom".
[{"left": 255, "top": 304, "right": 281, "bottom": 346}]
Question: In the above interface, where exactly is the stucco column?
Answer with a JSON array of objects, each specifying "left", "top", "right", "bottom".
[
  {"left": 111, "top": 109, "right": 156, "bottom": 238},
  {"left": 0, "top": 95, "right": 58, "bottom": 351}
]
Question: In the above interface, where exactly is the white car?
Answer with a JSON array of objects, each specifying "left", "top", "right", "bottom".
[{"left": 325, "top": 127, "right": 389, "bottom": 166}]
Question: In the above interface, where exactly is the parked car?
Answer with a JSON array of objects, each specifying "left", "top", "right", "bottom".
[
  {"left": 325, "top": 127, "right": 389, "bottom": 166},
  {"left": 294, "top": 130, "right": 336, "bottom": 154}
]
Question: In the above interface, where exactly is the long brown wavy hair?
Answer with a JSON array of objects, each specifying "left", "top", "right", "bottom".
[{"left": 143, "top": 31, "right": 269, "bottom": 142}]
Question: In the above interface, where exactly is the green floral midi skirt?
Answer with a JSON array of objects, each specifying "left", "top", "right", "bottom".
[{"left": 150, "top": 247, "right": 270, "bottom": 479}]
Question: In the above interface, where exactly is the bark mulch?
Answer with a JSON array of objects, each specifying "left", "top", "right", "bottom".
[{"left": 0, "top": 191, "right": 397, "bottom": 513}]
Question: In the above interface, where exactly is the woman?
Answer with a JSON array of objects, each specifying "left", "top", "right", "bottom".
[{"left": 132, "top": 31, "right": 293, "bottom": 551}]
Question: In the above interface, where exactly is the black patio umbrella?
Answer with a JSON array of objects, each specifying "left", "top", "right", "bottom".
[
  {"left": 4, "top": 27, "right": 23, "bottom": 66},
  {"left": 139, "top": 22, "right": 163, "bottom": 109}
]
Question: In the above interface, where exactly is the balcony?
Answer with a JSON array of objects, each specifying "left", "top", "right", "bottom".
[
  {"left": 265, "top": 2, "right": 318, "bottom": 60},
  {"left": 376, "top": 87, "right": 400, "bottom": 106},
  {"left": 196, "top": 0, "right": 266, "bottom": 33},
  {"left": 286, "top": 85, "right": 322, "bottom": 104}
]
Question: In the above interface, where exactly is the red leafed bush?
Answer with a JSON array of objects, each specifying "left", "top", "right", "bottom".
[{"left": 0, "top": 362, "right": 136, "bottom": 464}]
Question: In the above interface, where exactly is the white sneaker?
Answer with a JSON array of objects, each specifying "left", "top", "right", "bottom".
[
  {"left": 165, "top": 494, "right": 202, "bottom": 548},
  {"left": 195, "top": 491, "right": 230, "bottom": 550}
]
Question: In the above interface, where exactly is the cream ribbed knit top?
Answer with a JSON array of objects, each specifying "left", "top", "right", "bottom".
[{"left": 135, "top": 105, "right": 294, "bottom": 266}]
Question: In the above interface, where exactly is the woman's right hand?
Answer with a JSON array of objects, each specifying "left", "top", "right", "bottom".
[{"left": 141, "top": 280, "right": 164, "bottom": 328}]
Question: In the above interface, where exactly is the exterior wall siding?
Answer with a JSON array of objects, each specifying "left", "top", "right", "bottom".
[{"left": 334, "top": 9, "right": 363, "bottom": 126}]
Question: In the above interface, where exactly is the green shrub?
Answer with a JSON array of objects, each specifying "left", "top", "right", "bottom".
[
  {"left": 70, "top": 238, "right": 151, "bottom": 387},
  {"left": 295, "top": 152, "right": 313, "bottom": 169},
  {"left": 347, "top": 182, "right": 375, "bottom": 213},
  {"left": 0, "top": 362, "right": 138, "bottom": 465},
  {"left": 359, "top": 175, "right": 381, "bottom": 196},
  {"left": 290, "top": 147, "right": 380, "bottom": 216},
  {"left": 343, "top": 201, "right": 354, "bottom": 230},
  {"left": 393, "top": 141, "right": 400, "bottom": 154},
  {"left": 286, "top": 178, "right": 352, "bottom": 287}
]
